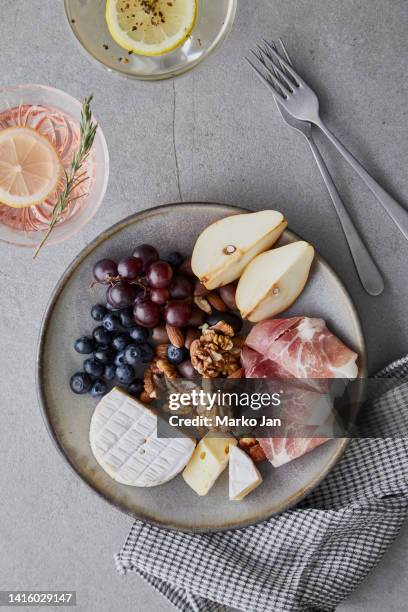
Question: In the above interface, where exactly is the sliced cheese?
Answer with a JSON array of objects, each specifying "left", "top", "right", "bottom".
[
  {"left": 182, "top": 433, "right": 237, "bottom": 496},
  {"left": 229, "top": 446, "right": 262, "bottom": 501},
  {"left": 90, "top": 387, "right": 196, "bottom": 487}
]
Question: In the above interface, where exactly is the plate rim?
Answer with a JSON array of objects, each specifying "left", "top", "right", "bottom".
[{"left": 36, "top": 202, "right": 367, "bottom": 532}]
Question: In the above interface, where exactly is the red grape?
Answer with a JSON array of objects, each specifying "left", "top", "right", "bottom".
[
  {"left": 169, "top": 275, "right": 193, "bottom": 300},
  {"left": 107, "top": 282, "right": 137, "bottom": 308},
  {"left": 132, "top": 244, "right": 159, "bottom": 270},
  {"left": 188, "top": 307, "right": 205, "bottom": 326},
  {"left": 177, "top": 359, "right": 196, "bottom": 379},
  {"left": 219, "top": 284, "right": 237, "bottom": 310},
  {"left": 150, "top": 287, "right": 170, "bottom": 305},
  {"left": 134, "top": 300, "right": 161, "bottom": 328},
  {"left": 146, "top": 261, "right": 173, "bottom": 289},
  {"left": 93, "top": 259, "right": 118, "bottom": 283},
  {"left": 118, "top": 256, "right": 143, "bottom": 280},
  {"left": 164, "top": 301, "right": 191, "bottom": 327}
]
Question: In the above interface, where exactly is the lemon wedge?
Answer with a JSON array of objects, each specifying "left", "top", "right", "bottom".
[
  {"left": 106, "top": 0, "right": 197, "bottom": 57},
  {"left": 0, "top": 127, "right": 61, "bottom": 209}
]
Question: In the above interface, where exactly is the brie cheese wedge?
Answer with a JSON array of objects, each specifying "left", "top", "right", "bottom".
[
  {"left": 229, "top": 446, "right": 262, "bottom": 501},
  {"left": 90, "top": 387, "right": 196, "bottom": 487},
  {"left": 182, "top": 433, "right": 237, "bottom": 496}
]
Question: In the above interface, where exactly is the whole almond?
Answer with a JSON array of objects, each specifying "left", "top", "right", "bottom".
[
  {"left": 185, "top": 327, "right": 200, "bottom": 350},
  {"left": 249, "top": 444, "right": 267, "bottom": 463},
  {"left": 155, "top": 343, "right": 170, "bottom": 358},
  {"left": 166, "top": 324, "right": 184, "bottom": 348},
  {"left": 194, "top": 295, "right": 212, "bottom": 314},
  {"left": 207, "top": 293, "right": 228, "bottom": 312},
  {"left": 194, "top": 280, "right": 210, "bottom": 297}
]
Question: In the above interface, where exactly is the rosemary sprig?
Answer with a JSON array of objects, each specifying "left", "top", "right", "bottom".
[{"left": 33, "top": 95, "right": 98, "bottom": 258}]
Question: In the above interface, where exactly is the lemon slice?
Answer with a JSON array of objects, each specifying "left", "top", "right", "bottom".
[
  {"left": 106, "top": 0, "right": 197, "bottom": 56},
  {"left": 0, "top": 127, "right": 61, "bottom": 208}
]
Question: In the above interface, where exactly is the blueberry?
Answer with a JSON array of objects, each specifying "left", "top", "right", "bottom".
[
  {"left": 116, "top": 364, "right": 135, "bottom": 384},
  {"left": 114, "top": 350, "right": 128, "bottom": 367},
  {"left": 74, "top": 336, "right": 95, "bottom": 354},
  {"left": 206, "top": 311, "right": 243, "bottom": 333},
  {"left": 127, "top": 379, "right": 144, "bottom": 397},
  {"left": 83, "top": 358, "right": 104, "bottom": 378},
  {"left": 125, "top": 344, "right": 142, "bottom": 366},
  {"left": 102, "top": 313, "right": 121, "bottom": 332},
  {"left": 112, "top": 333, "right": 129, "bottom": 352},
  {"left": 165, "top": 251, "right": 184, "bottom": 268},
  {"left": 167, "top": 345, "right": 188, "bottom": 365},
  {"left": 91, "top": 304, "right": 107, "bottom": 322},
  {"left": 70, "top": 372, "right": 92, "bottom": 394},
  {"left": 93, "top": 326, "right": 112, "bottom": 345},
  {"left": 94, "top": 346, "right": 115, "bottom": 364},
  {"left": 119, "top": 307, "right": 135, "bottom": 328},
  {"left": 129, "top": 326, "right": 149, "bottom": 343},
  {"left": 90, "top": 379, "right": 108, "bottom": 397},
  {"left": 104, "top": 364, "right": 116, "bottom": 381}
]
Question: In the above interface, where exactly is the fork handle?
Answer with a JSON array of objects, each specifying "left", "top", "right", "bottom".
[
  {"left": 315, "top": 117, "right": 408, "bottom": 241},
  {"left": 306, "top": 135, "right": 384, "bottom": 296}
]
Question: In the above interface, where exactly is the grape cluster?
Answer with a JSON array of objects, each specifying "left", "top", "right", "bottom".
[{"left": 92, "top": 244, "right": 194, "bottom": 328}]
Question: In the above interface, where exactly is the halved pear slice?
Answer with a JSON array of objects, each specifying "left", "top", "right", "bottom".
[
  {"left": 191, "top": 211, "right": 287, "bottom": 290},
  {"left": 236, "top": 241, "right": 315, "bottom": 322}
]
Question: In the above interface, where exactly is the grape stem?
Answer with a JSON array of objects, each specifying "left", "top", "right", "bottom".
[{"left": 33, "top": 95, "right": 98, "bottom": 259}]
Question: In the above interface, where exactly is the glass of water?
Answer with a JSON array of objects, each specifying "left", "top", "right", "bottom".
[{"left": 64, "top": 0, "right": 237, "bottom": 80}]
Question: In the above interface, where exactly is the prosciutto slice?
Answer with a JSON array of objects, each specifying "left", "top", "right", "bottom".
[
  {"left": 245, "top": 317, "right": 358, "bottom": 379},
  {"left": 241, "top": 317, "right": 358, "bottom": 467},
  {"left": 258, "top": 418, "right": 334, "bottom": 467},
  {"left": 241, "top": 346, "right": 333, "bottom": 425}
]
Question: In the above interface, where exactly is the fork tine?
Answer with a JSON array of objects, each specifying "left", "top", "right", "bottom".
[
  {"left": 244, "top": 56, "right": 285, "bottom": 99},
  {"left": 253, "top": 45, "right": 287, "bottom": 96},
  {"left": 261, "top": 40, "right": 296, "bottom": 91},
  {"left": 257, "top": 44, "right": 295, "bottom": 93},
  {"left": 248, "top": 51, "right": 288, "bottom": 96},
  {"left": 266, "top": 39, "right": 296, "bottom": 84},
  {"left": 251, "top": 48, "right": 292, "bottom": 96},
  {"left": 263, "top": 40, "right": 305, "bottom": 86},
  {"left": 278, "top": 38, "right": 293, "bottom": 67}
]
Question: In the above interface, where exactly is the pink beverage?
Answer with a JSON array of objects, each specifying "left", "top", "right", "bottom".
[{"left": 0, "top": 104, "right": 95, "bottom": 232}]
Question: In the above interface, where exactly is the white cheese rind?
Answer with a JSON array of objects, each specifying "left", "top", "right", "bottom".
[
  {"left": 229, "top": 446, "right": 262, "bottom": 501},
  {"left": 89, "top": 387, "right": 196, "bottom": 487},
  {"left": 182, "top": 433, "right": 237, "bottom": 496}
]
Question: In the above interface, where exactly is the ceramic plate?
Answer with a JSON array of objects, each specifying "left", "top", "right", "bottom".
[{"left": 37, "top": 203, "right": 366, "bottom": 532}]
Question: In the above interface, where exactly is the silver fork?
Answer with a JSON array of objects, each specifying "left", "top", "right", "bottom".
[
  {"left": 247, "top": 40, "right": 408, "bottom": 247},
  {"left": 246, "top": 40, "right": 384, "bottom": 296}
]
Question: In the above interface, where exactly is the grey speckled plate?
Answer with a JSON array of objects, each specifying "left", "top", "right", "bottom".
[{"left": 37, "top": 203, "right": 366, "bottom": 532}]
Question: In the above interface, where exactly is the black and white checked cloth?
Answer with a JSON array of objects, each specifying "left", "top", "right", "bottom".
[{"left": 115, "top": 357, "right": 408, "bottom": 611}]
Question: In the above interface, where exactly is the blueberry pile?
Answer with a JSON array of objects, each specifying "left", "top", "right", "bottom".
[
  {"left": 70, "top": 303, "right": 149, "bottom": 398},
  {"left": 69, "top": 242, "right": 243, "bottom": 400}
]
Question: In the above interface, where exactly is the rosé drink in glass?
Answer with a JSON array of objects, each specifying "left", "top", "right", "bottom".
[{"left": 0, "top": 85, "right": 109, "bottom": 249}]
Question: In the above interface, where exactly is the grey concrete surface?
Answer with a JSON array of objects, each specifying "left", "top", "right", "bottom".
[{"left": 1, "top": 0, "right": 407, "bottom": 610}]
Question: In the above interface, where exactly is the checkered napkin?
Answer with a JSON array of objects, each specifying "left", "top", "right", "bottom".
[{"left": 115, "top": 357, "right": 408, "bottom": 612}]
